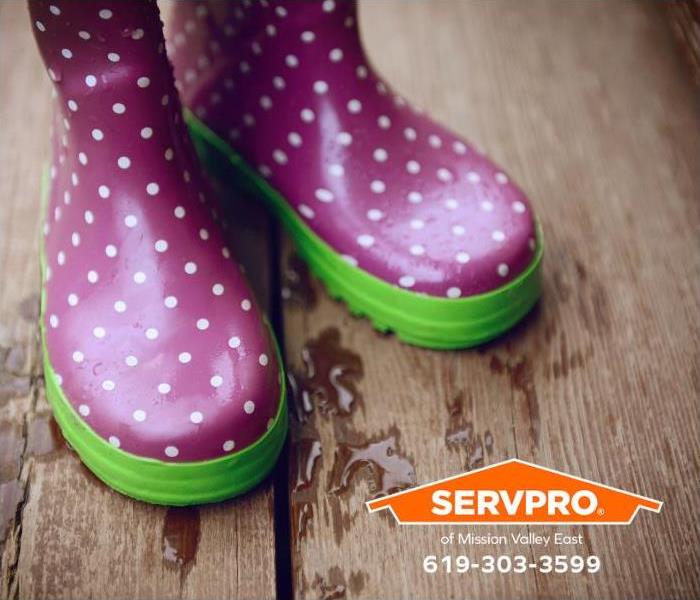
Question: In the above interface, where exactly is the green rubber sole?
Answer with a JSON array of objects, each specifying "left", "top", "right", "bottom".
[
  {"left": 186, "top": 112, "right": 544, "bottom": 350},
  {"left": 39, "top": 172, "right": 288, "bottom": 506}
]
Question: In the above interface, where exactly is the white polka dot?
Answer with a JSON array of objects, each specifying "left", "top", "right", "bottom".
[
  {"left": 109, "top": 436, "right": 120, "bottom": 447},
  {"left": 72, "top": 350, "right": 84, "bottom": 363},
  {"left": 452, "top": 225, "right": 465, "bottom": 236},
  {"left": 83, "top": 210, "right": 94, "bottom": 225},
  {"left": 36, "top": 20, "right": 46, "bottom": 32},
  {"left": 190, "top": 411, "right": 203, "bottom": 424},
  {"left": 288, "top": 132, "right": 303, "bottom": 147},
  {"left": 404, "top": 127, "right": 417, "bottom": 141},
  {"left": 456, "top": 252, "right": 471, "bottom": 264},
  {"left": 410, "top": 219, "right": 424, "bottom": 230},
  {"left": 447, "top": 287, "right": 462, "bottom": 298},
  {"left": 300, "top": 108, "right": 315, "bottom": 123},
  {"left": 61, "top": 48, "right": 73, "bottom": 59},
  {"left": 125, "top": 355, "right": 138, "bottom": 367},
  {"left": 315, "top": 188, "right": 334, "bottom": 203},
  {"left": 328, "top": 164, "right": 344, "bottom": 177},
  {"left": 141, "top": 127, "right": 153, "bottom": 139},
  {"left": 93, "top": 326, "right": 106, "bottom": 338},
  {"left": 107, "top": 52, "right": 120, "bottom": 63},
  {"left": 357, "top": 234, "right": 375, "bottom": 248},
  {"left": 370, "top": 180, "right": 386, "bottom": 194},
  {"left": 495, "top": 172, "right": 509, "bottom": 184},
  {"left": 323, "top": 0, "right": 336, "bottom": 11},
  {"left": 529, "top": 237, "right": 537, "bottom": 251},
  {"left": 223, "top": 440, "right": 235, "bottom": 452},
  {"left": 313, "top": 80, "right": 328, "bottom": 94},
  {"left": 273, "top": 149, "right": 288, "bottom": 165},
  {"left": 178, "top": 352, "right": 191, "bottom": 364},
  {"left": 407, "top": 191, "right": 423, "bottom": 204},
  {"left": 259, "top": 354, "right": 269, "bottom": 366},
  {"left": 406, "top": 160, "right": 421, "bottom": 174},
  {"left": 497, "top": 263, "right": 510, "bottom": 277},
  {"left": 174, "top": 206, "right": 186, "bottom": 218},
  {"left": 57, "top": 251, "right": 65, "bottom": 265},
  {"left": 356, "top": 65, "right": 368, "bottom": 78},
  {"left": 78, "top": 404, "right": 90, "bottom": 416},
  {"left": 301, "top": 30, "right": 315, "bottom": 43},
  {"left": 102, "top": 379, "right": 115, "bottom": 391},
  {"left": 429, "top": 135, "right": 442, "bottom": 148},
  {"left": 158, "top": 383, "right": 171, "bottom": 394},
  {"left": 444, "top": 198, "right": 459, "bottom": 210},
  {"left": 184, "top": 261, "right": 197, "bottom": 275},
  {"left": 137, "top": 76, "right": 150, "bottom": 88},
  {"left": 112, "top": 102, "right": 126, "bottom": 114},
  {"left": 399, "top": 275, "right": 415, "bottom": 288},
  {"left": 164, "top": 148, "right": 174, "bottom": 161},
  {"left": 378, "top": 115, "right": 391, "bottom": 129},
  {"left": 79, "top": 30, "right": 91, "bottom": 40},
  {"left": 146, "top": 182, "right": 159, "bottom": 196},
  {"left": 145, "top": 328, "right": 159, "bottom": 340},
  {"left": 467, "top": 171, "right": 481, "bottom": 184},
  {"left": 228, "top": 336, "right": 241, "bottom": 349},
  {"left": 117, "top": 156, "right": 131, "bottom": 169},
  {"left": 410, "top": 244, "right": 425, "bottom": 256},
  {"left": 49, "top": 314, "right": 59, "bottom": 328},
  {"left": 299, "top": 203, "right": 315, "bottom": 219},
  {"left": 481, "top": 200, "right": 494, "bottom": 212},
  {"left": 212, "top": 283, "right": 224, "bottom": 296},
  {"left": 210, "top": 375, "right": 223, "bottom": 388},
  {"left": 99, "top": 9, "right": 113, "bottom": 19},
  {"left": 337, "top": 131, "right": 352, "bottom": 146},
  {"left": 67, "top": 293, "right": 79, "bottom": 306},
  {"left": 71, "top": 232, "right": 80, "bottom": 246},
  {"left": 124, "top": 214, "right": 138, "bottom": 228},
  {"left": 241, "top": 299, "right": 252, "bottom": 311},
  {"left": 196, "top": 318, "right": 209, "bottom": 330},
  {"left": 155, "top": 239, "right": 168, "bottom": 252},
  {"left": 285, "top": 54, "right": 299, "bottom": 68},
  {"left": 373, "top": 148, "right": 388, "bottom": 162},
  {"left": 347, "top": 99, "right": 362, "bottom": 113},
  {"left": 133, "top": 271, "right": 146, "bottom": 284},
  {"left": 87, "top": 270, "right": 98, "bottom": 283},
  {"left": 49, "top": 4, "right": 61, "bottom": 15},
  {"left": 244, "top": 400, "right": 255, "bottom": 414},
  {"left": 85, "top": 75, "right": 97, "bottom": 87},
  {"left": 92, "top": 129, "right": 104, "bottom": 141},
  {"left": 438, "top": 168, "right": 453, "bottom": 182},
  {"left": 453, "top": 141, "right": 467, "bottom": 154},
  {"left": 78, "top": 152, "right": 88, "bottom": 165},
  {"left": 113, "top": 300, "right": 127, "bottom": 313},
  {"left": 131, "top": 28, "right": 144, "bottom": 40},
  {"left": 492, "top": 230, "right": 506, "bottom": 242},
  {"left": 164, "top": 296, "right": 178, "bottom": 309},
  {"left": 367, "top": 209, "right": 384, "bottom": 221},
  {"left": 165, "top": 446, "right": 179, "bottom": 458},
  {"left": 133, "top": 409, "right": 146, "bottom": 422},
  {"left": 329, "top": 48, "right": 343, "bottom": 62},
  {"left": 105, "top": 244, "right": 117, "bottom": 257},
  {"left": 513, "top": 201, "right": 526, "bottom": 213}
]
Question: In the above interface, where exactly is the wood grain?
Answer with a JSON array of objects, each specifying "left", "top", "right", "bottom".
[
  {"left": 0, "top": 3, "right": 279, "bottom": 599},
  {"left": 282, "top": 1, "right": 700, "bottom": 599}
]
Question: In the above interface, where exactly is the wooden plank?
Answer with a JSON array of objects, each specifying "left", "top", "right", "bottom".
[
  {"left": 0, "top": 4, "right": 278, "bottom": 599},
  {"left": 282, "top": 1, "right": 700, "bottom": 599}
]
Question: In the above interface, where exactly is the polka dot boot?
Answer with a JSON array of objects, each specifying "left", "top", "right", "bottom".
[
  {"left": 165, "top": 0, "right": 543, "bottom": 349},
  {"left": 29, "top": 0, "right": 287, "bottom": 505}
]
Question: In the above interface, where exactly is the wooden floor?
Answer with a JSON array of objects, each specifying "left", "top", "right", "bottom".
[{"left": 1, "top": 1, "right": 699, "bottom": 599}]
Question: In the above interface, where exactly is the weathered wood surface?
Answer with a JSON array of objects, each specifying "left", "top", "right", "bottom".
[
  {"left": 282, "top": 1, "right": 700, "bottom": 599},
  {"left": 0, "top": 3, "right": 279, "bottom": 599},
  {"left": 1, "top": 1, "right": 699, "bottom": 599}
]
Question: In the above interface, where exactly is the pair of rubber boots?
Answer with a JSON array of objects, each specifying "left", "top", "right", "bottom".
[{"left": 30, "top": 0, "right": 542, "bottom": 504}]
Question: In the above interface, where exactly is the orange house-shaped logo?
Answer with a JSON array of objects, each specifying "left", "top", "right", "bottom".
[{"left": 366, "top": 459, "right": 662, "bottom": 525}]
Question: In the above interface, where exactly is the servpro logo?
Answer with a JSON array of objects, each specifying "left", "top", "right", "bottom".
[{"left": 366, "top": 459, "right": 662, "bottom": 525}]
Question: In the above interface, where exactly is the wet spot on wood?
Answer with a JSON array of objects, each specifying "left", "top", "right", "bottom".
[
  {"left": 311, "top": 567, "right": 347, "bottom": 600},
  {"left": 0, "top": 342, "right": 30, "bottom": 404},
  {"left": 509, "top": 357, "right": 540, "bottom": 447},
  {"left": 0, "top": 422, "right": 25, "bottom": 543},
  {"left": 162, "top": 506, "right": 201, "bottom": 584},
  {"left": 281, "top": 253, "right": 317, "bottom": 308},
  {"left": 289, "top": 328, "right": 363, "bottom": 421},
  {"left": 328, "top": 428, "right": 415, "bottom": 499},
  {"left": 445, "top": 393, "right": 491, "bottom": 471},
  {"left": 19, "top": 294, "right": 40, "bottom": 322}
]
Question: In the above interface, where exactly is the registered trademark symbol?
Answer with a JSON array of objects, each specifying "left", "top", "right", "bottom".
[{"left": 597, "top": 508, "right": 605, "bottom": 516}]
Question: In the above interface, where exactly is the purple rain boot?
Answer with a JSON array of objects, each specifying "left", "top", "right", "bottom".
[
  {"left": 29, "top": 0, "right": 286, "bottom": 505},
  {"left": 165, "top": 0, "right": 543, "bottom": 349}
]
